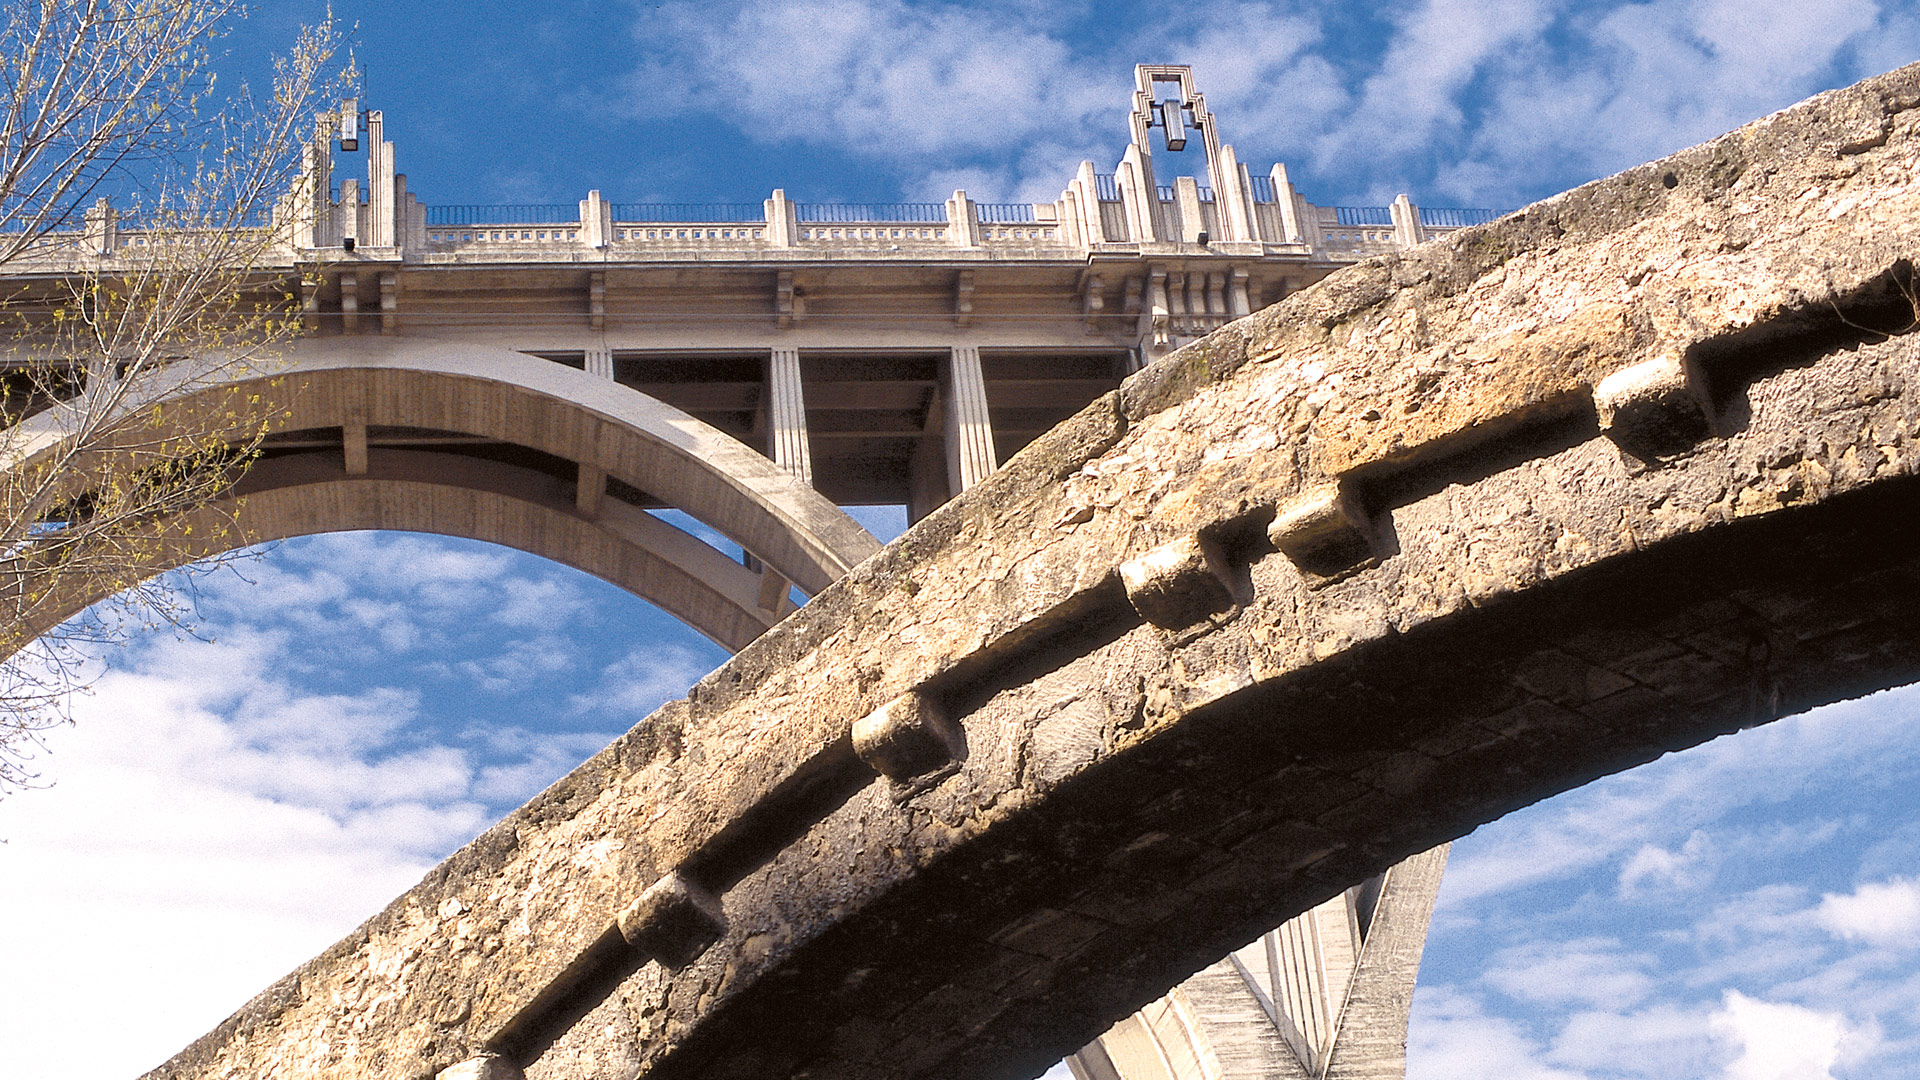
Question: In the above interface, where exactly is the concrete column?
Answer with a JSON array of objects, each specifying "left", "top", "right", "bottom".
[
  {"left": 300, "top": 117, "right": 333, "bottom": 248},
  {"left": 338, "top": 177, "right": 359, "bottom": 250},
  {"left": 1271, "top": 163, "right": 1304, "bottom": 245},
  {"left": 1119, "top": 145, "right": 1157, "bottom": 242},
  {"left": 1216, "top": 144, "right": 1254, "bottom": 243},
  {"left": 343, "top": 415, "right": 368, "bottom": 475},
  {"left": 392, "top": 172, "right": 410, "bottom": 254},
  {"left": 367, "top": 111, "right": 395, "bottom": 248},
  {"left": 944, "top": 345, "right": 996, "bottom": 493},
  {"left": 1076, "top": 160, "right": 1107, "bottom": 245},
  {"left": 82, "top": 198, "right": 116, "bottom": 255},
  {"left": 575, "top": 464, "right": 606, "bottom": 517},
  {"left": 1390, "top": 193, "right": 1423, "bottom": 249},
  {"left": 580, "top": 190, "right": 612, "bottom": 248},
  {"left": 765, "top": 189, "right": 798, "bottom": 248},
  {"left": 767, "top": 346, "right": 812, "bottom": 486},
  {"left": 1174, "top": 176, "right": 1205, "bottom": 243},
  {"left": 946, "top": 191, "right": 980, "bottom": 248},
  {"left": 585, "top": 347, "right": 613, "bottom": 381},
  {"left": 406, "top": 191, "right": 427, "bottom": 249}
]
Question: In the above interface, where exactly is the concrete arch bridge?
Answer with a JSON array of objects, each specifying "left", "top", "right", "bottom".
[{"left": 11, "top": 62, "right": 1920, "bottom": 1080}]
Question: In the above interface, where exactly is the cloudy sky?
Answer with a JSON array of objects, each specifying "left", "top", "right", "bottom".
[{"left": 3, "top": 2, "right": 1919, "bottom": 1078}]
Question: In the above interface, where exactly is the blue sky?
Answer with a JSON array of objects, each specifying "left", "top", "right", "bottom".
[{"left": 3, "top": 2, "right": 1919, "bottom": 1078}]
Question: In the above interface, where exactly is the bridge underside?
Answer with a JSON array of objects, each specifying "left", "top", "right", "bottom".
[
  {"left": 11, "top": 338, "right": 882, "bottom": 652},
  {"left": 138, "top": 63, "right": 1920, "bottom": 1080}
]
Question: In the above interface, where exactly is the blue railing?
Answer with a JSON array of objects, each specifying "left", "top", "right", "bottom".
[
  {"left": 1419, "top": 206, "right": 1502, "bottom": 228},
  {"left": 1196, "top": 185, "right": 1214, "bottom": 203},
  {"left": 614, "top": 203, "right": 764, "bottom": 222},
  {"left": 1246, "top": 175, "right": 1277, "bottom": 203},
  {"left": 797, "top": 202, "right": 946, "bottom": 223},
  {"left": 1334, "top": 206, "right": 1394, "bottom": 226},
  {"left": 426, "top": 204, "right": 576, "bottom": 225},
  {"left": 1156, "top": 184, "right": 1175, "bottom": 202},
  {"left": 1094, "top": 173, "right": 1121, "bottom": 202},
  {"left": 976, "top": 203, "right": 1037, "bottom": 223}
]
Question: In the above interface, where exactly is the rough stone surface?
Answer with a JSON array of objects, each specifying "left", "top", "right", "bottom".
[{"left": 142, "top": 63, "right": 1920, "bottom": 1080}]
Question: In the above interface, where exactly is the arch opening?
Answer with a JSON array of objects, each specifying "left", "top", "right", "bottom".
[
  {"left": 0, "top": 530, "right": 739, "bottom": 1080},
  {"left": 6, "top": 335, "right": 884, "bottom": 653}
]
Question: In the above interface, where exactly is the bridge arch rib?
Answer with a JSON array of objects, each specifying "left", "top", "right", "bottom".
[
  {"left": 139, "top": 63, "right": 1920, "bottom": 1080},
  {"left": 18, "top": 336, "right": 882, "bottom": 652}
]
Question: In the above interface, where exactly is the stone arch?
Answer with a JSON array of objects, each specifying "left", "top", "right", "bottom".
[
  {"left": 13, "top": 336, "right": 882, "bottom": 651},
  {"left": 128, "top": 62, "right": 1920, "bottom": 1080}
]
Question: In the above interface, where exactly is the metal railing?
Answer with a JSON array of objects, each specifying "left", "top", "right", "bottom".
[
  {"left": 426, "top": 204, "right": 576, "bottom": 225},
  {"left": 1419, "top": 206, "right": 1502, "bottom": 228},
  {"left": 798, "top": 202, "right": 945, "bottom": 223},
  {"left": 614, "top": 203, "right": 764, "bottom": 222},
  {"left": 1334, "top": 206, "right": 1394, "bottom": 226},
  {"left": 1156, "top": 184, "right": 1175, "bottom": 202},
  {"left": 1094, "top": 173, "right": 1121, "bottom": 202},
  {"left": 976, "top": 203, "right": 1036, "bottom": 223},
  {"left": 1246, "top": 175, "right": 1277, "bottom": 203}
]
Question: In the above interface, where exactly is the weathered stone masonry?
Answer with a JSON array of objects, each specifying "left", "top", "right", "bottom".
[{"left": 146, "top": 63, "right": 1920, "bottom": 1080}]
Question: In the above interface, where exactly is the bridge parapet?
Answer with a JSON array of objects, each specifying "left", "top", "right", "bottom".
[{"left": 6, "top": 64, "right": 1498, "bottom": 370}]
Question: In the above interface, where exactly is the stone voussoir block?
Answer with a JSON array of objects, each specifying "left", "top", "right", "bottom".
[
  {"left": 1267, "top": 482, "right": 1375, "bottom": 576},
  {"left": 436, "top": 1055, "right": 525, "bottom": 1080},
  {"left": 1118, "top": 533, "right": 1236, "bottom": 628},
  {"left": 852, "top": 689, "right": 964, "bottom": 780},
  {"left": 616, "top": 871, "right": 727, "bottom": 969},
  {"left": 1594, "top": 352, "right": 1713, "bottom": 458}
]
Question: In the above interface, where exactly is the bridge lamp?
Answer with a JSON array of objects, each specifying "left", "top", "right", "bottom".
[
  {"left": 338, "top": 98, "right": 359, "bottom": 152},
  {"left": 1155, "top": 99, "right": 1188, "bottom": 152}
]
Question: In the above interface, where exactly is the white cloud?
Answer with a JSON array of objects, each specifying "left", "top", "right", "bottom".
[
  {"left": 1439, "top": 684, "right": 1920, "bottom": 906},
  {"left": 1711, "top": 990, "right": 1849, "bottom": 1080},
  {"left": 1620, "top": 829, "right": 1719, "bottom": 897},
  {"left": 1485, "top": 938, "right": 1655, "bottom": 1010},
  {"left": 570, "top": 643, "right": 715, "bottom": 721},
  {"left": 1549, "top": 1003, "right": 1725, "bottom": 1076},
  {"left": 1815, "top": 877, "right": 1920, "bottom": 949},
  {"left": 0, "top": 530, "right": 712, "bottom": 1080},
  {"left": 626, "top": 0, "right": 1118, "bottom": 199},
  {"left": 614, "top": 0, "right": 1919, "bottom": 211},
  {"left": 0, "top": 637, "right": 481, "bottom": 1079},
  {"left": 1409, "top": 986, "right": 1586, "bottom": 1080}
]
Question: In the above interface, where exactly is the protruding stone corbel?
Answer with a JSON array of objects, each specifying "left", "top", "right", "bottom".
[
  {"left": 616, "top": 872, "right": 727, "bottom": 969},
  {"left": 1147, "top": 267, "right": 1170, "bottom": 347},
  {"left": 1119, "top": 533, "right": 1236, "bottom": 628},
  {"left": 955, "top": 270, "right": 975, "bottom": 328},
  {"left": 1082, "top": 272, "right": 1106, "bottom": 333},
  {"left": 776, "top": 270, "right": 796, "bottom": 329},
  {"left": 379, "top": 270, "right": 398, "bottom": 334},
  {"left": 300, "top": 274, "right": 321, "bottom": 332},
  {"left": 853, "top": 690, "right": 963, "bottom": 780},
  {"left": 589, "top": 270, "right": 606, "bottom": 331},
  {"left": 1593, "top": 352, "right": 1712, "bottom": 460},
  {"left": 437, "top": 1055, "right": 524, "bottom": 1080},
  {"left": 339, "top": 272, "right": 360, "bottom": 333},
  {"left": 1268, "top": 482, "right": 1375, "bottom": 578},
  {"left": 1229, "top": 266, "right": 1252, "bottom": 318}
]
